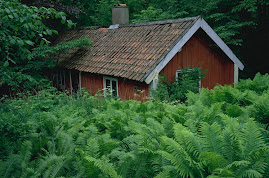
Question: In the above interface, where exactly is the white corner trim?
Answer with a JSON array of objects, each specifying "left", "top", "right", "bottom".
[
  {"left": 145, "top": 69, "right": 159, "bottom": 85},
  {"left": 145, "top": 19, "right": 202, "bottom": 84},
  {"left": 234, "top": 64, "right": 239, "bottom": 85},
  {"left": 200, "top": 19, "right": 244, "bottom": 70}
]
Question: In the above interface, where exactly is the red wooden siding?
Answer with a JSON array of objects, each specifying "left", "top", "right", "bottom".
[
  {"left": 81, "top": 72, "right": 103, "bottom": 95},
  {"left": 160, "top": 34, "right": 234, "bottom": 89},
  {"left": 118, "top": 78, "right": 149, "bottom": 101},
  {"left": 80, "top": 72, "right": 149, "bottom": 101}
]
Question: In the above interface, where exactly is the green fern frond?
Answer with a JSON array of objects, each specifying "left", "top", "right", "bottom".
[
  {"left": 249, "top": 147, "right": 269, "bottom": 161},
  {"left": 240, "top": 119, "right": 266, "bottom": 158},
  {"left": 158, "top": 136, "right": 202, "bottom": 178},
  {"left": 21, "top": 167, "right": 39, "bottom": 178},
  {"left": 173, "top": 123, "right": 202, "bottom": 158},
  {"left": 20, "top": 141, "right": 32, "bottom": 166},
  {"left": 225, "top": 160, "right": 250, "bottom": 169},
  {"left": 250, "top": 159, "right": 268, "bottom": 175},
  {"left": 200, "top": 122, "right": 223, "bottom": 154},
  {"left": 240, "top": 169, "right": 263, "bottom": 178},
  {"left": 154, "top": 165, "right": 176, "bottom": 178},
  {"left": 85, "top": 137, "right": 100, "bottom": 157},
  {"left": 49, "top": 158, "right": 69, "bottom": 178},
  {"left": 58, "top": 133, "right": 74, "bottom": 155},
  {"left": 146, "top": 118, "right": 165, "bottom": 137},
  {"left": 222, "top": 129, "right": 240, "bottom": 164},
  {"left": 36, "top": 154, "right": 65, "bottom": 175},
  {"left": 157, "top": 150, "right": 194, "bottom": 178},
  {"left": 2, "top": 154, "right": 22, "bottom": 178},
  {"left": 84, "top": 156, "right": 121, "bottom": 178}
]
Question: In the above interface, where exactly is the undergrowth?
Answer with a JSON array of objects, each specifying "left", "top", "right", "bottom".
[{"left": 0, "top": 73, "right": 268, "bottom": 177}]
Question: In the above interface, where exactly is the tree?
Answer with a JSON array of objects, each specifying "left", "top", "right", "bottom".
[{"left": 0, "top": 0, "right": 90, "bottom": 95}]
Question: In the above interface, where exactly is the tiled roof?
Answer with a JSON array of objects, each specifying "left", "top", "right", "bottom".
[{"left": 55, "top": 16, "right": 199, "bottom": 82}]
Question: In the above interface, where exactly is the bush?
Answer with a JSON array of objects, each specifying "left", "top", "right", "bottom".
[
  {"left": 152, "top": 67, "right": 205, "bottom": 103},
  {"left": 0, "top": 73, "right": 268, "bottom": 177}
]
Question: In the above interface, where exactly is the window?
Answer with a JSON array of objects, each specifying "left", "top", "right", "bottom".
[
  {"left": 56, "top": 70, "right": 65, "bottom": 89},
  {"left": 103, "top": 77, "right": 118, "bottom": 97},
  {"left": 133, "top": 86, "right": 141, "bottom": 92},
  {"left": 176, "top": 68, "right": 201, "bottom": 92}
]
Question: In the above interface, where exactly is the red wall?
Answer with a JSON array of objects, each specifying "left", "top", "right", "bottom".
[
  {"left": 80, "top": 72, "right": 149, "bottom": 101},
  {"left": 118, "top": 78, "right": 149, "bottom": 101},
  {"left": 81, "top": 72, "right": 103, "bottom": 95},
  {"left": 160, "top": 34, "right": 234, "bottom": 89}
]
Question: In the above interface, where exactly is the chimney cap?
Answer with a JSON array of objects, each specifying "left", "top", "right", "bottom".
[{"left": 114, "top": 4, "right": 127, "bottom": 7}]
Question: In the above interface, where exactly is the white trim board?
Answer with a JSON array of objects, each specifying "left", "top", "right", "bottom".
[
  {"left": 234, "top": 64, "right": 239, "bottom": 85},
  {"left": 145, "top": 17, "right": 244, "bottom": 84},
  {"left": 103, "top": 76, "right": 119, "bottom": 97}
]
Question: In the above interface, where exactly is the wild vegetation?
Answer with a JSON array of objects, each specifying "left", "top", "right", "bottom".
[
  {"left": 1, "top": 73, "right": 268, "bottom": 177},
  {"left": 0, "top": 1, "right": 268, "bottom": 177},
  {"left": 0, "top": 0, "right": 91, "bottom": 96},
  {"left": 152, "top": 67, "right": 205, "bottom": 102}
]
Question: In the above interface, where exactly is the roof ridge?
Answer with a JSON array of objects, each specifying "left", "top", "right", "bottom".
[
  {"left": 119, "top": 16, "right": 201, "bottom": 28},
  {"left": 67, "top": 16, "right": 200, "bottom": 31},
  {"left": 75, "top": 26, "right": 109, "bottom": 30}
]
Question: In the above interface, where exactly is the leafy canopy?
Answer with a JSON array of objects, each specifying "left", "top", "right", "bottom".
[{"left": 0, "top": 0, "right": 90, "bottom": 95}]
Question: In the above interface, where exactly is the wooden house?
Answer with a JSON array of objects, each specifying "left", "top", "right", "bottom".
[{"left": 54, "top": 4, "right": 244, "bottom": 100}]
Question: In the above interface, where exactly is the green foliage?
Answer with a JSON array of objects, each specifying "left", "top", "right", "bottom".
[
  {"left": 152, "top": 67, "right": 205, "bottom": 103},
  {"left": 0, "top": 0, "right": 90, "bottom": 95},
  {"left": 0, "top": 73, "right": 268, "bottom": 177},
  {"left": 158, "top": 119, "right": 268, "bottom": 178}
]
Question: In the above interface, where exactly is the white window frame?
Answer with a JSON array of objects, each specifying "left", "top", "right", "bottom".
[
  {"left": 176, "top": 69, "right": 202, "bottom": 92},
  {"left": 103, "top": 76, "right": 118, "bottom": 97}
]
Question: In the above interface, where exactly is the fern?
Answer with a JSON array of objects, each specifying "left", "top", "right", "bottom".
[
  {"left": 1, "top": 141, "right": 35, "bottom": 178},
  {"left": 240, "top": 120, "right": 266, "bottom": 158},
  {"left": 158, "top": 136, "right": 203, "bottom": 178},
  {"left": 220, "top": 114, "right": 241, "bottom": 163},
  {"left": 2, "top": 154, "right": 22, "bottom": 178},
  {"left": 84, "top": 156, "right": 121, "bottom": 178},
  {"left": 49, "top": 158, "right": 70, "bottom": 178},
  {"left": 36, "top": 154, "right": 65, "bottom": 176},
  {"left": 198, "top": 152, "right": 227, "bottom": 173},
  {"left": 200, "top": 122, "right": 223, "bottom": 154},
  {"left": 173, "top": 123, "right": 202, "bottom": 158}
]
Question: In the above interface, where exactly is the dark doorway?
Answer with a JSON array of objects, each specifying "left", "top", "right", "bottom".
[{"left": 71, "top": 70, "right": 79, "bottom": 93}]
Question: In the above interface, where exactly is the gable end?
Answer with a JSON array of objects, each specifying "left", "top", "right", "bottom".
[{"left": 144, "top": 17, "right": 244, "bottom": 84}]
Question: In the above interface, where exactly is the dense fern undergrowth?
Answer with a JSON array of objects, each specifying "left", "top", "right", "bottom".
[{"left": 0, "top": 73, "right": 268, "bottom": 178}]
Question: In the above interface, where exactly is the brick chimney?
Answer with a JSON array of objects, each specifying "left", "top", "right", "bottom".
[{"left": 112, "top": 4, "right": 129, "bottom": 25}]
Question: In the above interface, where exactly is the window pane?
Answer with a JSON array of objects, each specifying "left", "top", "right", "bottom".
[
  {"left": 106, "top": 79, "right": 111, "bottom": 89},
  {"left": 112, "top": 80, "right": 117, "bottom": 96}
]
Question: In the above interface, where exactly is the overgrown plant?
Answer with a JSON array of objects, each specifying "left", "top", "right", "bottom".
[
  {"left": 0, "top": 73, "right": 268, "bottom": 177},
  {"left": 152, "top": 67, "right": 205, "bottom": 103},
  {"left": 0, "top": 0, "right": 91, "bottom": 96}
]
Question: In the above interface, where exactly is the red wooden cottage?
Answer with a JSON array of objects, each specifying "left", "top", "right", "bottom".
[{"left": 54, "top": 4, "right": 244, "bottom": 100}]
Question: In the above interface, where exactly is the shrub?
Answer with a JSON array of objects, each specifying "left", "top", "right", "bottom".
[{"left": 152, "top": 67, "right": 205, "bottom": 103}]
